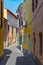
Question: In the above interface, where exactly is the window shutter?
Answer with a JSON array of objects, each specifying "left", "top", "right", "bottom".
[
  {"left": 32, "top": 0, "right": 34, "bottom": 12},
  {"left": 36, "top": 0, "right": 38, "bottom": 5},
  {"left": 35, "top": 0, "right": 38, "bottom": 7},
  {"left": 8, "top": 25, "right": 9, "bottom": 32},
  {"left": 39, "top": 32, "right": 42, "bottom": 56},
  {"left": 19, "top": 20, "right": 20, "bottom": 27}
]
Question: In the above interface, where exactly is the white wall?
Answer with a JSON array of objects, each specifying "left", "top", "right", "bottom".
[{"left": 7, "top": 12, "right": 18, "bottom": 27}]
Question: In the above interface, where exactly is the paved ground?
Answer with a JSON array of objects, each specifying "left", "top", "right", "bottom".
[{"left": 0, "top": 43, "right": 37, "bottom": 65}]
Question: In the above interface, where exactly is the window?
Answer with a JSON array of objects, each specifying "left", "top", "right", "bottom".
[
  {"left": 24, "top": 34, "right": 26, "bottom": 45},
  {"left": 35, "top": 0, "right": 38, "bottom": 7},
  {"left": 24, "top": 10, "right": 26, "bottom": 20},
  {"left": 19, "top": 35, "right": 22, "bottom": 45},
  {"left": 32, "top": 0, "right": 34, "bottom": 12},
  {"left": 19, "top": 19, "right": 23, "bottom": 27},
  {"left": 39, "top": 32, "right": 42, "bottom": 56},
  {"left": 21, "top": 17, "right": 23, "bottom": 26},
  {"left": 33, "top": 32, "right": 36, "bottom": 43},
  {"left": 4, "top": 22, "right": 7, "bottom": 29},
  {"left": 19, "top": 19, "right": 21, "bottom": 27},
  {"left": 12, "top": 26, "right": 13, "bottom": 35},
  {"left": 21, "top": 20, "right": 23, "bottom": 26},
  {"left": 8, "top": 25, "right": 10, "bottom": 32},
  {"left": 32, "top": 0, "right": 38, "bottom": 12}
]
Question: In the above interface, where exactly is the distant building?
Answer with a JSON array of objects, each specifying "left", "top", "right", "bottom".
[
  {"left": 16, "top": 3, "right": 23, "bottom": 46},
  {"left": 4, "top": 8, "right": 18, "bottom": 47}
]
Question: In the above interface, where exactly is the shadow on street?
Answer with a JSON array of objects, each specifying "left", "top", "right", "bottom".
[
  {"left": 16, "top": 55, "right": 36, "bottom": 65},
  {"left": 17, "top": 45, "right": 30, "bottom": 56},
  {"left": 0, "top": 49, "right": 12, "bottom": 65},
  {"left": 17, "top": 45, "right": 21, "bottom": 51},
  {"left": 34, "top": 56, "right": 42, "bottom": 65},
  {"left": 16, "top": 45, "right": 37, "bottom": 65}
]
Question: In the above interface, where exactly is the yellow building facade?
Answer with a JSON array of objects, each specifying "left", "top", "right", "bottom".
[
  {"left": 0, "top": 0, "right": 4, "bottom": 60},
  {"left": 22, "top": 0, "right": 32, "bottom": 53}
]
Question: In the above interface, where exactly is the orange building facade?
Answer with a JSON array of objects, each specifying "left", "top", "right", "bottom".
[{"left": 4, "top": 8, "right": 18, "bottom": 47}]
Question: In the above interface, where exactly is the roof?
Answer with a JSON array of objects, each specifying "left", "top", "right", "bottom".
[{"left": 5, "top": 8, "right": 18, "bottom": 19}]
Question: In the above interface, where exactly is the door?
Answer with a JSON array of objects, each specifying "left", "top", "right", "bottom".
[
  {"left": 33, "top": 32, "right": 36, "bottom": 54},
  {"left": 28, "top": 34, "right": 30, "bottom": 54}
]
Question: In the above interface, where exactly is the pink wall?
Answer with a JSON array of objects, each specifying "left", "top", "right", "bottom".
[{"left": 32, "top": 0, "right": 43, "bottom": 64}]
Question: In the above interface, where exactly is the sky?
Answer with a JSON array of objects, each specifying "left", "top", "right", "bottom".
[{"left": 4, "top": 0, "right": 23, "bottom": 15}]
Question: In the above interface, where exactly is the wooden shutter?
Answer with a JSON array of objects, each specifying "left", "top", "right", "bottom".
[
  {"left": 39, "top": 32, "right": 42, "bottom": 56},
  {"left": 32, "top": 0, "right": 34, "bottom": 12},
  {"left": 35, "top": 0, "right": 38, "bottom": 7}
]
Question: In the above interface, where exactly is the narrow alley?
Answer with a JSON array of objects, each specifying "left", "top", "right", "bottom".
[
  {"left": 0, "top": 0, "right": 43, "bottom": 65},
  {"left": 0, "top": 44, "right": 36, "bottom": 65}
]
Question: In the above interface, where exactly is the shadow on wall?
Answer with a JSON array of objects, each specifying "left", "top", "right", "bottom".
[
  {"left": 34, "top": 56, "right": 42, "bottom": 65},
  {"left": 0, "top": 49, "right": 12, "bottom": 65}
]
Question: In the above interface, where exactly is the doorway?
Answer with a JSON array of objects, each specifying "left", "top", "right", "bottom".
[{"left": 28, "top": 33, "right": 30, "bottom": 54}]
